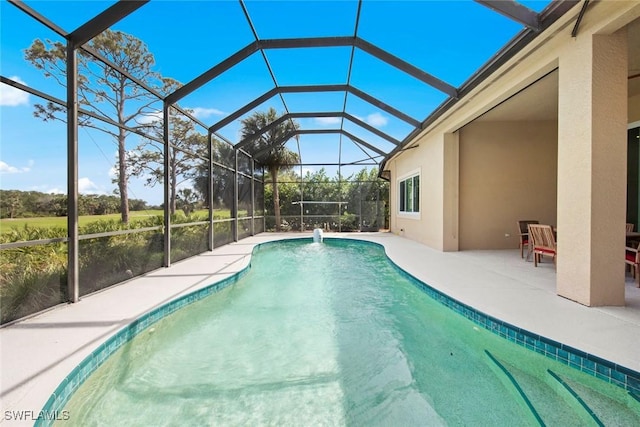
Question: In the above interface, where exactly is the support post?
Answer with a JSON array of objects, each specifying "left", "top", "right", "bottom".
[
  {"left": 557, "top": 30, "right": 627, "bottom": 305},
  {"left": 262, "top": 166, "right": 266, "bottom": 232},
  {"left": 233, "top": 149, "right": 239, "bottom": 242},
  {"left": 359, "top": 182, "right": 362, "bottom": 232},
  {"left": 163, "top": 102, "right": 171, "bottom": 267},
  {"left": 250, "top": 159, "right": 255, "bottom": 236},
  {"left": 337, "top": 177, "right": 342, "bottom": 232},
  {"left": 208, "top": 130, "right": 214, "bottom": 250},
  {"left": 299, "top": 178, "right": 304, "bottom": 232},
  {"left": 66, "top": 43, "right": 79, "bottom": 303},
  {"left": 443, "top": 132, "right": 460, "bottom": 251}
]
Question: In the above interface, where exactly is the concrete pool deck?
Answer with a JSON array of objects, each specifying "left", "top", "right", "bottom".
[{"left": 2, "top": 231, "right": 640, "bottom": 425}]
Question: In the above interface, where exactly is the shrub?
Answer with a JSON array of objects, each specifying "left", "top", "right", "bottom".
[{"left": 0, "top": 238, "right": 67, "bottom": 323}]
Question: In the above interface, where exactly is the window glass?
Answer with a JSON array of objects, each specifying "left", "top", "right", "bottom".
[
  {"left": 399, "top": 174, "right": 419, "bottom": 213},
  {"left": 413, "top": 176, "right": 420, "bottom": 212},
  {"left": 407, "top": 177, "right": 414, "bottom": 213}
]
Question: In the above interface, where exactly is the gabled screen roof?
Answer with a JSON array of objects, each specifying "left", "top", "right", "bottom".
[{"left": 5, "top": 0, "right": 579, "bottom": 176}]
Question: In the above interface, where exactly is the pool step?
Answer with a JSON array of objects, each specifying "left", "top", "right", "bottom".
[
  {"left": 484, "top": 350, "right": 545, "bottom": 426},
  {"left": 547, "top": 369, "right": 604, "bottom": 426},
  {"left": 548, "top": 370, "right": 640, "bottom": 426},
  {"left": 485, "top": 350, "right": 600, "bottom": 426}
]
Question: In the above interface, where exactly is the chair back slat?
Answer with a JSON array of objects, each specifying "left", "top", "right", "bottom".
[
  {"left": 528, "top": 224, "right": 557, "bottom": 267},
  {"left": 625, "top": 240, "right": 640, "bottom": 286},
  {"left": 516, "top": 220, "right": 539, "bottom": 259},
  {"left": 517, "top": 220, "right": 539, "bottom": 234},
  {"left": 528, "top": 224, "right": 556, "bottom": 252}
]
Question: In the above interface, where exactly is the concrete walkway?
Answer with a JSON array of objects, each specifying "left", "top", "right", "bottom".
[{"left": 2, "top": 232, "right": 639, "bottom": 425}]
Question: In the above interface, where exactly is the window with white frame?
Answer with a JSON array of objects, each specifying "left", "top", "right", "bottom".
[{"left": 399, "top": 173, "right": 419, "bottom": 213}]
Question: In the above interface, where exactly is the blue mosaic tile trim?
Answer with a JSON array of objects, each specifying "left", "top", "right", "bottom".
[
  {"left": 385, "top": 252, "right": 640, "bottom": 395},
  {"left": 36, "top": 266, "right": 249, "bottom": 427}
]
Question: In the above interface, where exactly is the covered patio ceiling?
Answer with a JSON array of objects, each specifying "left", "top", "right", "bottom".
[{"left": 7, "top": 0, "right": 584, "bottom": 176}]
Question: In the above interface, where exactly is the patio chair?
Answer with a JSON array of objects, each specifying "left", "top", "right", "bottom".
[
  {"left": 516, "top": 220, "right": 539, "bottom": 260},
  {"left": 626, "top": 223, "right": 640, "bottom": 247},
  {"left": 625, "top": 241, "right": 640, "bottom": 287},
  {"left": 528, "top": 224, "right": 556, "bottom": 268}
]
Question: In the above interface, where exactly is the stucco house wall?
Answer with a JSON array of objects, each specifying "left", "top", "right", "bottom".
[
  {"left": 458, "top": 120, "right": 558, "bottom": 250},
  {"left": 385, "top": 1, "right": 640, "bottom": 306}
]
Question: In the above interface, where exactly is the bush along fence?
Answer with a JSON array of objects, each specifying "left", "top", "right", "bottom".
[{"left": 0, "top": 215, "right": 236, "bottom": 325}]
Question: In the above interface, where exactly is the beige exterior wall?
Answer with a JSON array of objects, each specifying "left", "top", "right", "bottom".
[
  {"left": 458, "top": 121, "right": 557, "bottom": 250},
  {"left": 390, "top": 132, "right": 445, "bottom": 249},
  {"left": 385, "top": 1, "right": 640, "bottom": 306}
]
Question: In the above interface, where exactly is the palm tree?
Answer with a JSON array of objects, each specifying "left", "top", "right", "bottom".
[{"left": 240, "top": 108, "right": 299, "bottom": 231}]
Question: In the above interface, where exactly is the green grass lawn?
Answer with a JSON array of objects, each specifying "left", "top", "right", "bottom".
[
  {"left": 0, "top": 211, "right": 163, "bottom": 232},
  {"left": 0, "top": 209, "right": 234, "bottom": 234}
]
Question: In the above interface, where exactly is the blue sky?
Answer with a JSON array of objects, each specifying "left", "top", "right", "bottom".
[{"left": 0, "top": 0, "right": 550, "bottom": 204}]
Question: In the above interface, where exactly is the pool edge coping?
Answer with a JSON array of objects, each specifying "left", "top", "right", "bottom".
[{"left": 36, "top": 236, "right": 640, "bottom": 425}]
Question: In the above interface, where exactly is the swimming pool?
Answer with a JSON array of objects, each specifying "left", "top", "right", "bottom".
[{"left": 51, "top": 238, "right": 640, "bottom": 425}]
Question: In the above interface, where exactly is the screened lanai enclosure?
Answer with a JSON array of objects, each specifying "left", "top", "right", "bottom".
[{"left": 0, "top": 0, "right": 576, "bottom": 324}]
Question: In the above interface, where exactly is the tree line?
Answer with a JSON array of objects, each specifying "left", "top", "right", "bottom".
[{"left": 0, "top": 190, "right": 152, "bottom": 219}]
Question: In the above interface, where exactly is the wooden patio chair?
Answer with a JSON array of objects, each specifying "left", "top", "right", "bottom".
[
  {"left": 625, "top": 241, "right": 640, "bottom": 287},
  {"left": 516, "top": 220, "right": 539, "bottom": 260},
  {"left": 528, "top": 224, "right": 557, "bottom": 267},
  {"left": 626, "top": 223, "right": 640, "bottom": 247}
]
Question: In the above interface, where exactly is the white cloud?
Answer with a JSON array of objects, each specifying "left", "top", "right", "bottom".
[
  {"left": 0, "top": 161, "right": 19, "bottom": 174},
  {"left": 108, "top": 165, "right": 118, "bottom": 178},
  {"left": 137, "top": 111, "right": 163, "bottom": 125},
  {"left": 314, "top": 117, "right": 341, "bottom": 126},
  {"left": 0, "top": 76, "right": 30, "bottom": 106},
  {"left": 25, "top": 185, "right": 65, "bottom": 194},
  {"left": 366, "top": 112, "right": 388, "bottom": 127},
  {"left": 78, "top": 177, "right": 104, "bottom": 194},
  {"left": 108, "top": 151, "right": 121, "bottom": 178},
  {"left": 190, "top": 107, "right": 226, "bottom": 119},
  {"left": 0, "top": 160, "right": 32, "bottom": 174}
]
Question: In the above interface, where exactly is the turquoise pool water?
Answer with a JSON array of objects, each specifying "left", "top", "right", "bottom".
[{"left": 59, "top": 239, "right": 640, "bottom": 426}]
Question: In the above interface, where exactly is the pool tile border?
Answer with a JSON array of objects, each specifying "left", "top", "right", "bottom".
[
  {"left": 381, "top": 242, "right": 640, "bottom": 395},
  {"left": 329, "top": 238, "right": 640, "bottom": 395},
  {"left": 35, "top": 265, "right": 250, "bottom": 427},
  {"left": 37, "top": 238, "right": 640, "bottom": 426}
]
